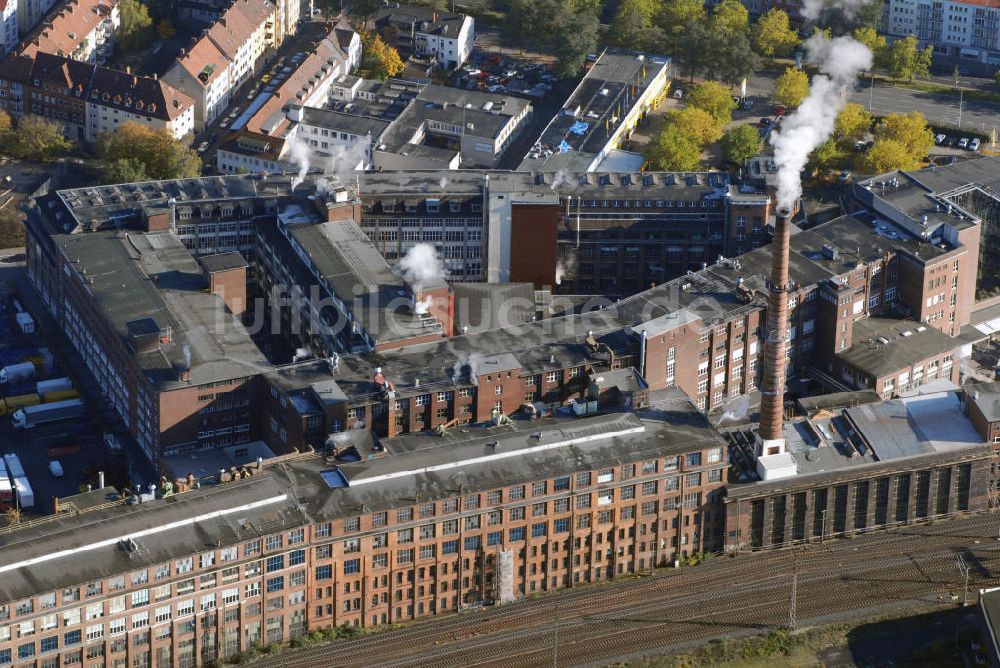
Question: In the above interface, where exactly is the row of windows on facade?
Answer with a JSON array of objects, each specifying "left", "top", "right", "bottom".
[
  {"left": 0, "top": 456, "right": 727, "bottom": 620},
  {"left": 2, "top": 503, "right": 722, "bottom": 651}
]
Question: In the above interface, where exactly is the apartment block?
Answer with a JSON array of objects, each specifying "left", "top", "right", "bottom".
[
  {"left": 0, "top": 52, "right": 195, "bottom": 142},
  {"left": 0, "top": 0, "right": 18, "bottom": 55},
  {"left": 161, "top": 0, "right": 276, "bottom": 129},
  {"left": 17, "top": 0, "right": 119, "bottom": 64},
  {"left": 374, "top": 4, "right": 474, "bottom": 69},
  {"left": 887, "top": 0, "right": 1000, "bottom": 64}
]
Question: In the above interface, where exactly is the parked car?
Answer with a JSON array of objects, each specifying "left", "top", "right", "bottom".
[
  {"left": 958, "top": 137, "right": 969, "bottom": 149},
  {"left": 934, "top": 133, "right": 946, "bottom": 144},
  {"left": 197, "top": 141, "right": 209, "bottom": 153},
  {"left": 487, "top": 84, "right": 505, "bottom": 93},
  {"left": 838, "top": 170, "right": 852, "bottom": 183},
  {"left": 775, "top": 104, "right": 787, "bottom": 116},
  {"left": 742, "top": 99, "right": 754, "bottom": 110},
  {"left": 970, "top": 138, "right": 981, "bottom": 151}
]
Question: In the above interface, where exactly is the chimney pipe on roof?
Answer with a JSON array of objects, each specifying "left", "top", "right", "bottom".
[{"left": 757, "top": 206, "right": 792, "bottom": 452}]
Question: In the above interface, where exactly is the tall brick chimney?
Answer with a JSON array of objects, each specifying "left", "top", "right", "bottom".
[{"left": 756, "top": 206, "right": 792, "bottom": 456}]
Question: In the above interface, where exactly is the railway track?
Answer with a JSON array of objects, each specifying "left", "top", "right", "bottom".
[{"left": 252, "top": 513, "right": 1000, "bottom": 667}]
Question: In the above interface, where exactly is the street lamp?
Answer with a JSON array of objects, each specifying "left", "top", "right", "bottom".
[{"left": 955, "top": 79, "right": 964, "bottom": 129}]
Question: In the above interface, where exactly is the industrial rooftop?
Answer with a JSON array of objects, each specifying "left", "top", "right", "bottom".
[{"left": 0, "top": 391, "right": 719, "bottom": 604}]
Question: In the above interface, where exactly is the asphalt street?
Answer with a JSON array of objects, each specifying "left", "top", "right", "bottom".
[{"left": 746, "top": 71, "right": 1000, "bottom": 136}]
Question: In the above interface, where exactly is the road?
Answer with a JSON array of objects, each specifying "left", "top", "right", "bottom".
[
  {"left": 197, "top": 19, "right": 336, "bottom": 169},
  {"left": 251, "top": 512, "right": 1000, "bottom": 668},
  {"left": 746, "top": 70, "right": 1000, "bottom": 135}
]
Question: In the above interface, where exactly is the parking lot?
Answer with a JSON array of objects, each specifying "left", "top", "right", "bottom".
[{"left": 0, "top": 256, "right": 128, "bottom": 518}]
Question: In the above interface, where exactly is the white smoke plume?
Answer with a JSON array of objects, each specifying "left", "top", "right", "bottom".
[
  {"left": 414, "top": 295, "right": 433, "bottom": 315},
  {"left": 450, "top": 349, "right": 484, "bottom": 386},
  {"left": 802, "top": 0, "right": 871, "bottom": 21},
  {"left": 770, "top": 34, "right": 872, "bottom": 211},
  {"left": 398, "top": 243, "right": 446, "bottom": 293},
  {"left": 292, "top": 347, "right": 310, "bottom": 362},
  {"left": 287, "top": 136, "right": 311, "bottom": 189},
  {"left": 439, "top": 176, "right": 448, "bottom": 191},
  {"left": 720, "top": 394, "right": 752, "bottom": 423},
  {"left": 554, "top": 255, "right": 575, "bottom": 286},
  {"left": 550, "top": 168, "right": 574, "bottom": 192},
  {"left": 315, "top": 177, "right": 332, "bottom": 197},
  {"left": 322, "top": 140, "right": 368, "bottom": 187},
  {"left": 182, "top": 344, "right": 191, "bottom": 370}
]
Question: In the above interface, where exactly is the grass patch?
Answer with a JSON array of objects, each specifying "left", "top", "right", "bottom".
[{"left": 227, "top": 623, "right": 374, "bottom": 664}]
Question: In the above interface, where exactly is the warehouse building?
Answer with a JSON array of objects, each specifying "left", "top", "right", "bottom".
[
  {"left": 0, "top": 390, "right": 727, "bottom": 665},
  {"left": 723, "top": 389, "right": 991, "bottom": 550}
]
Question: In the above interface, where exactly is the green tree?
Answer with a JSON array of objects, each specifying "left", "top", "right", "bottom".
[
  {"left": 0, "top": 109, "right": 11, "bottom": 137},
  {"left": 667, "top": 106, "right": 723, "bottom": 144},
  {"left": 551, "top": 9, "right": 599, "bottom": 79},
  {"left": 672, "top": 21, "right": 715, "bottom": 82},
  {"left": 865, "top": 138, "right": 921, "bottom": 172},
  {"left": 753, "top": 9, "right": 799, "bottom": 58},
  {"left": 345, "top": 0, "right": 382, "bottom": 24},
  {"left": 879, "top": 111, "right": 934, "bottom": 157},
  {"left": 362, "top": 32, "right": 404, "bottom": 79},
  {"left": 711, "top": 0, "right": 749, "bottom": 37},
  {"left": 703, "top": 30, "right": 761, "bottom": 87},
  {"left": 656, "top": 0, "right": 706, "bottom": 33},
  {"left": 657, "top": 0, "right": 706, "bottom": 56},
  {"left": 809, "top": 138, "right": 844, "bottom": 171},
  {"left": 995, "top": 68, "right": 1000, "bottom": 90},
  {"left": 889, "top": 34, "right": 933, "bottom": 82},
  {"left": 853, "top": 27, "right": 888, "bottom": 70},
  {"left": 156, "top": 19, "right": 176, "bottom": 40},
  {"left": 721, "top": 124, "right": 764, "bottom": 165},
  {"left": 117, "top": 0, "right": 154, "bottom": 52},
  {"left": 774, "top": 67, "right": 809, "bottom": 108},
  {"left": 834, "top": 103, "right": 872, "bottom": 147},
  {"left": 1, "top": 116, "right": 73, "bottom": 161},
  {"left": 608, "top": 0, "right": 657, "bottom": 47},
  {"left": 645, "top": 124, "right": 703, "bottom": 171},
  {"left": 97, "top": 122, "right": 200, "bottom": 181},
  {"left": 104, "top": 157, "right": 149, "bottom": 184},
  {"left": 0, "top": 209, "right": 23, "bottom": 250},
  {"left": 687, "top": 81, "right": 736, "bottom": 125}
]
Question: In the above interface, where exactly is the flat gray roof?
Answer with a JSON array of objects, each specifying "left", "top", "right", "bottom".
[
  {"left": 0, "top": 393, "right": 720, "bottom": 604},
  {"left": 967, "top": 381, "right": 1000, "bottom": 422},
  {"left": 298, "top": 106, "right": 391, "bottom": 138},
  {"left": 837, "top": 317, "right": 958, "bottom": 379},
  {"left": 53, "top": 230, "right": 268, "bottom": 389}
]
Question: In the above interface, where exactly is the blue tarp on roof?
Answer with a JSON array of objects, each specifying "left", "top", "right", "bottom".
[
  {"left": 569, "top": 121, "right": 589, "bottom": 135},
  {"left": 557, "top": 140, "right": 571, "bottom": 153}
]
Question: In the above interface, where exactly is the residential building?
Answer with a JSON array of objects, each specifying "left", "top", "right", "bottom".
[
  {"left": 0, "top": 52, "right": 195, "bottom": 142},
  {"left": 887, "top": 0, "right": 1000, "bottom": 64},
  {"left": 16, "top": 0, "right": 59, "bottom": 36},
  {"left": 215, "top": 22, "right": 360, "bottom": 173},
  {"left": 17, "top": 0, "right": 119, "bottom": 64},
  {"left": 0, "top": 0, "right": 18, "bottom": 56},
  {"left": 162, "top": 0, "right": 276, "bottom": 129},
  {"left": 374, "top": 4, "right": 474, "bottom": 69}
]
